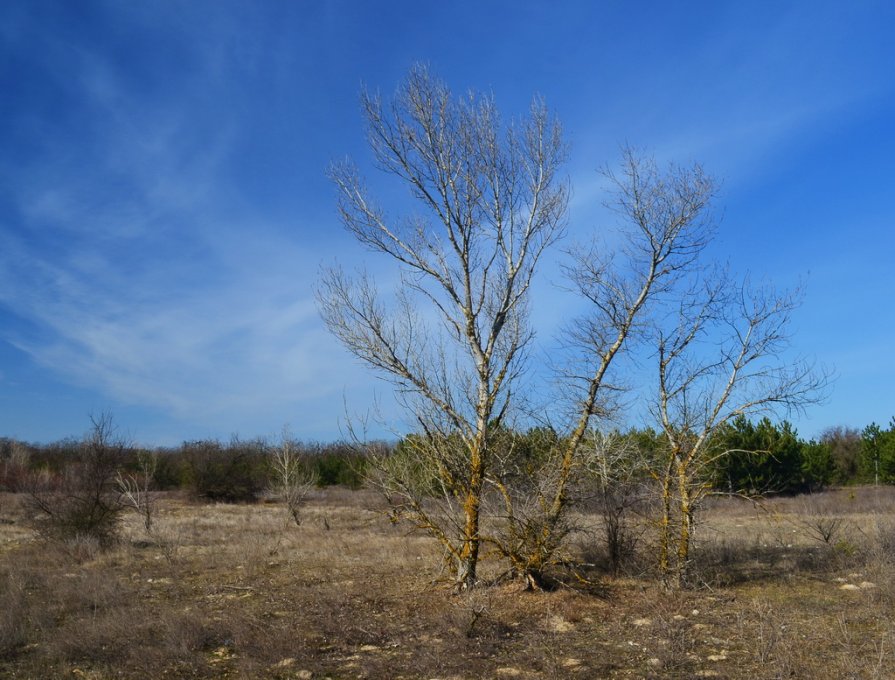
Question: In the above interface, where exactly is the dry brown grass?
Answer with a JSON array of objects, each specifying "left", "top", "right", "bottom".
[{"left": 1, "top": 487, "right": 895, "bottom": 678}]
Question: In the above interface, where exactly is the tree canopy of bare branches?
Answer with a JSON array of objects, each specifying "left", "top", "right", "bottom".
[
  {"left": 492, "top": 149, "right": 719, "bottom": 585},
  {"left": 318, "top": 65, "right": 567, "bottom": 589},
  {"left": 652, "top": 274, "right": 828, "bottom": 587},
  {"left": 493, "top": 149, "right": 825, "bottom": 589},
  {"left": 321, "top": 68, "right": 825, "bottom": 590}
]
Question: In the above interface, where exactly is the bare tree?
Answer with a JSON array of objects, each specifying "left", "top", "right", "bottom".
[
  {"left": 492, "top": 149, "right": 716, "bottom": 586},
  {"left": 652, "top": 275, "right": 827, "bottom": 588},
  {"left": 319, "top": 65, "right": 567, "bottom": 589},
  {"left": 269, "top": 427, "right": 317, "bottom": 526},
  {"left": 582, "top": 429, "right": 651, "bottom": 575},
  {"left": 116, "top": 449, "right": 158, "bottom": 535}
]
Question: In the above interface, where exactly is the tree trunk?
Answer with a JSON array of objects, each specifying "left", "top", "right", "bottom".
[
  {"left": 659, "top": 469, "right": 673, "bottom": 587},
  {"left": 676, "top": 466, "right": 692, "bottom": 587},
  {"left": 458, "top": 449, "right": 484, "bottom": 589},
  {"left": 458, "top": 504, "right": 479, "bottom": 589}
]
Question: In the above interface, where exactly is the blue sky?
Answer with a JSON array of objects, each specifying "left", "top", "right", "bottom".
[{"left": 1, "top": 0, "right": 893, "bottom": 445}]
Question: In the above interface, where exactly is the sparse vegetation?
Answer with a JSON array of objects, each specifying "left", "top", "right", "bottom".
[
  {"left": 3, "top": 412, "right": 895, "bottom": 679},
  {"left": 1, "top": 485, "right": 895, "bottom": 677}
]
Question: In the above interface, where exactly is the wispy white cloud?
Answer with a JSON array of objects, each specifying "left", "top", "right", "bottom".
[
  {"left": 0, "top": 5, "right": 374, "bottom": 440},
  {"left": 0, "top": 213, "right": 363, "bottom": 435}
]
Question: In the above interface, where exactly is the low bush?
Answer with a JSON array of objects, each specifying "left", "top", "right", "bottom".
[
  {"left": 23, "top": 415, "right": 126, "bottom": 547},
  {"left": 182, "top": 439, "right": 268, "bottom": 503}
]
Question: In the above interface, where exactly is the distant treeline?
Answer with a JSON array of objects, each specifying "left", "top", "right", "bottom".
[
  {"left": 2, "top": 416, "right": 894, "bottom": 501},
  {"left": 710, "top": 416, "right": 895, "bottom": 493},
  {"left": 390, "top": 417, "right": 895, "bottom": 496},
  {"left": 0, "top": 436, "right": 374, "bottom": 502}
]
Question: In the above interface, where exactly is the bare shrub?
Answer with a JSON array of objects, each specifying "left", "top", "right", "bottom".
[
  {"left": 803, "top": 514, "right": 846, "bottom": 545},
  {"left": 153, "top": 519, "right": 187, "bottom": 566},
  {"left": 739, "top": 599, "right": 791, "bottom": 668},
  {"left": 794, "top": 496, "right": 850, "bottom": 547},
  {"left": 650, "top": 611, "right": 698, "bottom": 673},
  {"left": 23, "top": 414, "right": 126, "bottom": 547},
  {"left": 0, "top": 439, "right": 30, "bottom": 493},
  {"left": 865, "top": 517, "right": 895, "bottom": 565},
  {"left": 161, "top": 611, "right": 219, "bottom": 658},
  {"left": 451, "top": 589, "right": 493, "bottom": 638},
  {"left": 60, "top": 533, "right": 104, "bottom": 563}
]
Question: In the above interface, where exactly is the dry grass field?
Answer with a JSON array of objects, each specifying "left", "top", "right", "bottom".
[{"left": 2, "top": 486, "right": 895, "bottom": 679}]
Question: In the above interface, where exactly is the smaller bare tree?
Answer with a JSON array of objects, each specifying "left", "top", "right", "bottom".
[
  {"left": 652, "top": 276, "right": 828, "bottom": 588},
  {"left": 582, "top": 429, "right": 651, "bottom": 575},
  {"left": 116, "top": 449, "right": 158, "bottom": 535},
  {"left": 269, "top": 428, "right": 317, "bottom": 526}
]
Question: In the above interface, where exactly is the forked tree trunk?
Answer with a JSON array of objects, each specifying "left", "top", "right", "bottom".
[
  {"left": 458, "top": 489, "right": 481, "bottom": 589},
  {"left": 458, "top": 445, "right": 484, "bottom": 589}
]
